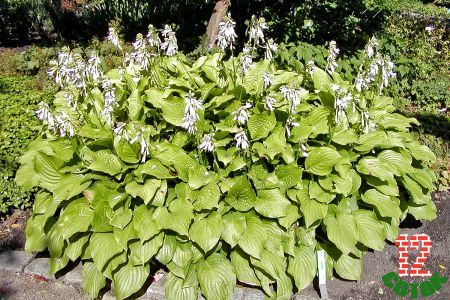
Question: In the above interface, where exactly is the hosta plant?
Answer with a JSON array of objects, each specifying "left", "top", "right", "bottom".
[{"left": 16, "top": 15, "right": 437, "bottom": 300}]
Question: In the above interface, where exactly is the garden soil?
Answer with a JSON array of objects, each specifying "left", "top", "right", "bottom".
[{"left": 0, "top": 192, "right": 449, "bottom": 300}]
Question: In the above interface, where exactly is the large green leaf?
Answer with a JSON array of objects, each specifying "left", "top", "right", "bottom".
[
  {"left": 53, "top": 174, "right": 91, "bottom": 201},
  {"left": 189, "top": 212, "right": 223, "bottom": 253},
  {"left": 297, "top": 189, "right": 328, "bottom": 227},
  {"left": 90, "top": 232, "right": 123, "bottom": 272},
  {"left": 305, "top": 147, "right": 340, "bottom": 176},
  {"left": 353, "top": 210, "right": 385, "bottom": 251},
  {"left": 25, "top": 214, "right": 48, "bottom": 252},
  {"left": 65, "top": 233, "right": 90, "bottom": 261},
  {"left": 133, "top": 205, "right": 159, "bottom": 241},
  {"left": 154, "top": 198, "right": 194, "bottom": 236},
  {"left": 129, "top": 233, "right": 164, "bottom": 265},
  {"left": 287, "top": 245, "right": 317, "bottom": 291},
  {"left": 127, "top": 90, "right": 143, "bottom": 121},
  {"left": 408, "top": 201, "right": 437, "bottom": 220},
  {"left": 113, "top": 263, "right": 149, "bottom": 300},
  {"left": 125, "top": 179, "right": 160, "bottom": 204},
  {"left": 378, "top": 150, "right": 413, "bottom": 175},
  {"left": 221, "top": 212, "right": 247, "bottom": 248},
  {"left": 312, "top": 67, "right": 332, "bottom": 91},
  {"left": 60, "top": 199, "right": 94, "bottom": 239},
  {"left": 88, "top": 149, "right": 123, "bottom": 176},
  {"left": 160, "top": 96, "right": 185, "bottom": 126},
  {"left": 361, "top": 189, "right": 401, "bottom": 218},
  {"left": 193, "top": 182, "right": 221, "bottom": 211},
  {"left": 255, "top": 189, "right": 290, "bottom": 218},
  {"left": 356, "top": 157, "right": 394, "bottom": 182},
  {"left": 188, "top": 165, "right": 214, "bottom": 190},
  {"left": 247, "top": 112, "right": 276, "bottom": 141},
  {"left": 224, "top": 177, "right": 256, "bottom": 211},
  {"left": 197, "top": 253, "right": 236, "bottom": 300},
  {"left": 34, "top": 152, "right": 63, "bottom": 191},
  {"left": 324, "top": 213, "right": 358, "bottom": 255},
  {"left": 110, "top": 207, "right": 133, "bottom": 230},
  {"left": 165, "top": 272, "right": 198, "bottom": 300},
  {"left": 238, "top": 214, "right": 267, "bottom": 259},
  {"left": 135, "top": 158, "right": 176, "bottom": 179},
  {"left": 243, "top": 60, "right": 269, "bottom": 95},
  {"left": 335, "top": 253, "right": 362, "bottom": 280},
  {"left": 82, "top": 262, "right": 106, "bottom": 299},
  {"left": 230, "top": 250, "right": 260, "bottom": 286}
]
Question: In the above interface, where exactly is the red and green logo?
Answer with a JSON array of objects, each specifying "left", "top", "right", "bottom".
[{"left": 382, "top": 234, "right": 448, "bottom": 298}]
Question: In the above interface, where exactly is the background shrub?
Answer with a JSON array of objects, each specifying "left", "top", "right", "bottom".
[{"left": 0, "top": 75, "right": 54, "bottom": 216}]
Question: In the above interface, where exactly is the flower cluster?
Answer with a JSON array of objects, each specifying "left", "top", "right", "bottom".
[
  {"left": 216, "top": 13, "right": 237, "bottom": 51},
  {"left": 280, "top": 86, "right": 308, "bottom": 113},
  {"left": 326, "top": 41, "right": 339, "bottom": 74},
  {"left": 331, "top": 84, "right": 353, "bottom": 125},
  {"left": 107, "top": 27, "right": 122, "bottom": 50},
  {"left": 355, "top": 37, "right": 396, "bottom": 93},
  {"left": 161, "top": 25, "right": 178, "bottom": 56},
  {"left": 48, "top": 47, "right": 87, "bottom": 93},
  {"left": 199, "top": 133, "right": 215, "bottom": 153},
  {"left": 182, "top": 91, "right": 203, "bottom": 134}
]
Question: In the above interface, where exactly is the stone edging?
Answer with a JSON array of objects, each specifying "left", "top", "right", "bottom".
[{"left": 0, "top": 250, "right": 320, "bottom": 300}]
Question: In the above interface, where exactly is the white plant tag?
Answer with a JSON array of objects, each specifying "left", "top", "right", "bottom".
[{"left": 317, "top": 250, "right": 329, "bottom": 299}]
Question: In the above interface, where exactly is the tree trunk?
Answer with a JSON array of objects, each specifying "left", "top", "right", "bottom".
[{"left": 205, "top": 0, "right": 231, "bottom": 48}]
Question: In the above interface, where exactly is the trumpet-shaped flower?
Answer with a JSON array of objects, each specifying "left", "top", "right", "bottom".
[
  {"left": 241, "top": 44, "right": 255, "bottom": 74},
  {"left": 264, "top": 38, "right": 278, "bottom": 60},
  {"left": 107, "top": 27, "right": 122, "bottom": 50},
  {"left": 182, "top": 91, "right": 203, "bottom": 134},
  {"left": 36, "top": 101, "right": 54, "bottom": 128},
  {"left": 199, "top": 133, "right": 215, "bottom": 152},
  {"left": 147, "top": 25, "right": 161, "bottom": 48},
  {"left": 280, "top": 86, "right": 307, "bottom": 113},
  {"left": 161, "top": 25, "right": 178, "bottom": 56},
  {"left": 248, "top": 15, "right": 268, "bottom": 45},
  {"left": 265, "top": 96, "right": 276, "bottom": 111},
  {"left": 326, "top": 41, "right": 339, "bottom": 75},
  {"left": 233, "top": 102, "right": 252, "bottom": 125},
  {"left": 53, "top": 111, "right": 75, "bottom": 137},
  {"left": 234, "top": 130, "right": 249, "bottom": 150},
  {"left": 216, "top": 13, "right": 237, "bottom": 51}
]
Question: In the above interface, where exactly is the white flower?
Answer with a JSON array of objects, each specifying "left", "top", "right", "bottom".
[
  {"left": 86, "top": 52, "right": 103, "bottom": 84},
  {"left": 147, "top": 25, "right": 161, "bottom": 48},
  {"left": 235, "top": 130, "right": 249, "bottom": 150},
  {"left": 64, "top": 91, "right": 77, "bottom": 109},
  {"left": 264, "top": 38, "right": 278, "bottom": 60},
  {"left": 332, "top": 84, "right": 352, "bottom": 124},
  {"left": 248, "top": 15, "right": 268, "bottom": 45},
  {"left": 53, "top": 111, "right": 75, "bottom": 137},
  {"left": 161, "top": 25, "right": 178, "bottom": 56},
  {"left": 139, "top": 135, "right": 149, "bottom": 163},
  {"left": 101, "top": 78, "right": 118, "bottom": 126},
  {"left": 361, "top": 111, "right": 371, "bottom": 133},
  {"left": 425, "top": 25, "right": 435, "bottom": 32},
  {"left": 113, "top": 122, "right": 127, "bottom": 140},
  {"left": 36, "top": 101, "right": 54, "bottom": 128},
  {"left": 365, "top": 36, "right": 379, "bottom": 58},
  {"left": 182, "top": 91, "right": 203, "bottom": 134},
  {"left": 126, "top": 33, "right": 151, "bottom": 69},
  {"left": 199, "top": 133, "right": 215, "bottom": 152},
  {"left": 307, "top": 60, "right": 315, "bottom": 75},
  {"left": 233, "top": 102, "right": 252, "bottom": 125},
  {"left": 280, "top": 86, "right": 307, "bottom": 113},
  {"left": 380, "top": 57, "right": 396, "bottom": 91},
  {"left": 299, "top": 143, "right": 308, "bottom": 157},
  {"left": 326, "top": 40, "right": 339, "bottom": 75},
  {"left": 263, "top": 72, "right": 272, "bottom": 89},
  {"left": 107, "top": 27, "right": 122, "bottom": 50},
  {"left": 265, "top": 96, "right": 276, "bottom": 111},
  {"left": 285, "top": 118, "right": 299, "bottom": 137},
  {"left": 216, "top": 13, "right": 237, "bottom": 51},
  {"left": 241, "top": 44, "right": 255, "bottom": 74}
]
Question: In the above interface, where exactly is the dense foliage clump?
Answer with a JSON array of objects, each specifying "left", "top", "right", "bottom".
[{"left": 17, "top": 16, "right": 437, "bottom": 300}]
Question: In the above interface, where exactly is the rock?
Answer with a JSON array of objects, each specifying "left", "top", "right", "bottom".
[
  {"left": 23, "top": 257, "right": 54, "bottom": 280},
  {"left": 61, "top": 263, "right": 83, "bottom": 287},
  {"left": 0, "top": 250, "right": 33, "bottom": 273}
]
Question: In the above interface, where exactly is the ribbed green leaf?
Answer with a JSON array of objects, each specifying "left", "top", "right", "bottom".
[
  {"left": 224, "top": 177, "right": 256, "bottom": 211},
  {"left": 82, "top": 261, "right": 106, "bottom": 299},
  {"left": 197, "top": 253, "right": 236, "bottom": 300},
  {"left": 164, "top": 272, "right": 198, "bottom": 300},
  {"left": 189, "top": 212, "right": 223, "bottom": 253},
  {"left": 113, "top": 263, "right": 149, "bottom": 300},
  {"left": 362, "top": 189, "right": 401, "bottom": 218},
  {"left": 335, "top": 253, "right": 362, "bottom": 280},
  {"left": 305, "top": 147, "right": 340, "bottom": 176},
  {"left": 287, "top": 245, "right": 317, "bottom": 291},
  {"left": 90, "top": 232, "right": 123, "bottom": 272},
  {"left": 248, "top": 112, "right": 276, "bottom": 141}
]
